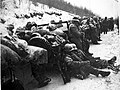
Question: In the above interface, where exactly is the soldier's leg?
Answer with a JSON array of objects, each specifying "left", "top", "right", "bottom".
[
  {"left": 98, "top": 29, "right": 102, "bottom": 41},
  {"left": 67, "top": 60, "right": 89, "bottom": 80},
  {"left": 82, "top": 64, "right": 110, "bottom": 77},
  {"left": 83, "top": 39, "right": 93, "bottom": 56},
  {"left": 69, "top": 61, "right": 90, "bottom": 79},
  {"left": 72, "top": 63, "right": 110, "bottom": 79},
  {"left": 30, "top": 63, "right": 51, "bottom": 87},
  {"left": 89, "top": 56, "right": 117, "bottom": 69}
]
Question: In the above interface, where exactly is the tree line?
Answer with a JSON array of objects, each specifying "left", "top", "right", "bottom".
[{"left": 31, "top": 0, "right": 95, "bottom": 17}]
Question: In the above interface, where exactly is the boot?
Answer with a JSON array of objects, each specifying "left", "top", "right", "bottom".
[
  {"left": 92, "top": 41, "right": 100, "bottom": 45},
  {"left": 98, "top": 38, "right": 102, "bottom": 41},
  {"left": 78, "top": 61, "right": 90, "bottom": 67},
  {"left": 85, "top": 51, "right": 93, "bottom": 56},
  {"left": 99, "top": 71, "right": 110, "bottom": 77},
  {"left": 74, "top": 74, "right": 84, "bottom": 80},
  {"left": 38, "top": 77, "right": 51, "bottom": 88},
  {"left": 89, "top": 69, "right": 99, "bottom": 77},
  {"left": 108, "top": 56, "right": 117, "bottom": 65}
]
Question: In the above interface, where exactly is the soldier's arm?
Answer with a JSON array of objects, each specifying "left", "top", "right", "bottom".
[{"left": 64, "top": 55, "right": 89, "bottom": 67}]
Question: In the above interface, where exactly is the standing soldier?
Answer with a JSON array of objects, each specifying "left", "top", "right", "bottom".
[
  {"left": 87, "top": 17, "right": 99, "bottom": 44},
  {"left": 93, "top": 16, "right": 102, "bottom": 41},
  {"left": 109, "top": 17, "right": 114, "bottom": 31},
  {"left": 102, "top": 17, "right": 108, "bottom": 34},
  {"left": 68, "top": 19, "right": 93, "bottom": 56}
]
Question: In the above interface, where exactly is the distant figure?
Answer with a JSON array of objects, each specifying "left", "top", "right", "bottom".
[
  {"left": 116, "top": 18, "right": 119, "bottom": 30},
  {"left": 109, "top": 17, "right": 114, "bottom": 31},
  {"left": 102, "top": 17, "right": 108, "bottom": 34}
]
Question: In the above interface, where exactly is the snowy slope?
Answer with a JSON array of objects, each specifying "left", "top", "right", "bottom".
[{"left": 0, "top": 0, "right": 74, "bottom": 34}]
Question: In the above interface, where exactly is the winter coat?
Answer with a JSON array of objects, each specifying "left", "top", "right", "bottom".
[
  {"left": 68, "top": 23, "right": 83, "bottom": 50},
  {"left": 1, "top": 44, "right": 22, "bottom": 79}
]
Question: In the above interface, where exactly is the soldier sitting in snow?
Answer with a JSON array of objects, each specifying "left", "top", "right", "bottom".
[{"left": 63, "top": 43, "right": 117, "bottom": 79}]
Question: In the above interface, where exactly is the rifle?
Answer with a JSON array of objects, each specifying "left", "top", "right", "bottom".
[
  {"left": 37, "top": 21, "right": 68, "bottom": 27},
  {"left": 52, "top": 41, "right": 70, "bottom": 84}
]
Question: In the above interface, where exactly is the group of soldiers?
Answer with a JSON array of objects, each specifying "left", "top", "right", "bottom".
[{"left": 1, "top": 15, "right": 119, "bottom": 89}]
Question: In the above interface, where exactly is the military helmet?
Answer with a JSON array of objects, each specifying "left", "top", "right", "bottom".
[
  {"left": 32, "top": 21, "right": 37, "bottom": 27},
  {"left": 50, "top": 20, "right": 55, "bottom": 23},
  {"left": 48, "top": 24, "right": 57, "bottom": 31},
  {"left": 31, "top": 33, "right": 41, "bottom": 38},
  {"left": 25, "top": 22, "right": 32, "bottom": 30},
  {"left": 64, "top": 43, "right": 77, "bottom": 52},
  {"left": 17, "top": 40, "right": 28, "bottom": 51},
  {"left": 6, "top": 24, "right": 14, "bottom": 31},
  {"left": 71, "top": 19, "right": 80, "bottom": 26}
]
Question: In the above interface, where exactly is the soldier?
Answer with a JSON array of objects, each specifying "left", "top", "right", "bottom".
[
  {"left": 25, "top": 22, "right": 33, "bottom": 30},
  {"left": 2, "top": 24, "right": 51, "bottom": 88},
  {"left": 102, "top": 17, "right": 108, "bottom": 34},
  {"left": 109, "top": 17, "right": 114, "bottom": 31},
  {"left": 27, "top": 46, "right": 51, "bottom": 88},
  {"left": 16, "top": 38, "right": 52, "bottom": 88},
  {"left": 1, "top": 24, "right": 29, "bottom": 58},
  {"left": 63, "top": 43, "right": 111, "bottom": 79},
  {"left": 93, "top": 16, "right": 102, "bottom": 41},
  {"left": 68, "top": 19, "right": 93, "bottom": 56},
  {"left": 87, "top": 17, "right": 99, "bottom": 44},
  {"left": 3, "top": 24, "right": 16, "bottom": 39},
  {"left": 1, "top": 44, "right": 24, "bottom": 90}
]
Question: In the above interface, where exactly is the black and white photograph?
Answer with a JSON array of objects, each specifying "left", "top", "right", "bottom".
[{"left": 0, "top": 0, "right": 120, "bottom": 90}]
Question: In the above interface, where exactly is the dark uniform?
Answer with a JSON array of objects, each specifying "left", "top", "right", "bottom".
[
  {"left": 88, "top": 18, "right": 99, "bottom": 44},
  {"left": 109, "top": 17, "right": 114, "bottom": 31},
  {"left": 68, "top": 23, "right": 83, "bottom": 50},
  {"left": 102, "top": 17, "right": 108, "bottom": 34},
  {"left": 1, "top": 44, "right": 22, "bottom": 83},
  {"left": 68, "top": 19, "right": 92, "bottom": 56}
]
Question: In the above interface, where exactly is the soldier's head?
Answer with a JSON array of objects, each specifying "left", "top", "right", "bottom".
[
  {"left": 48, "top": 24, "right": 57, "bottom": 31},
  {"left": 17, "top": 40, "right": 28, "bottom": 52},
  {"left": 31, "top": 32, "right": 41, "bottom": 38},
  {"left": 64, "top": 43, "right": 77, "bottom": 53},
  {"left": 6, "top": 24, "right": 14, "bottom": 36},
  {"left": 110, "top": 17, "right": 113, "bottom": 20},
  {"left": 71, "top": 19, "right": 80, "bottom": 27},
  {"left": 50, "top": 20, "right": 55, "bottom": 24},
  {"left": 25, "top": 22, "right": 32, "bottom": 30},
  {"left": 105, "top": 17, "right": 107, "bottom": 20},
  {"left": 32, "top": 22, "right": 37, "bottom": 27}
]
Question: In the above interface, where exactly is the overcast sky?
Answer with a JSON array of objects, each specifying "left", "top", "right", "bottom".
[{"left": 64, "top": 0, "right": 120, "bottom": 18}]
